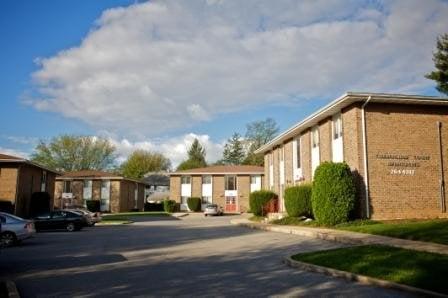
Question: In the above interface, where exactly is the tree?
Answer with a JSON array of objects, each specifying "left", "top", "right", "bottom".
[
  {"left": 176, "top": 138, "right": 207, "bottom": 170},
  {"left": 426, "top": 33, "right": 448, "bottom": 95},
  {"left": 243, "top": 118, "right": 279, "bottom": 166},
  {"left": 31, "top": 135, "right": 116, "bottom": 172},
  {"left": 120, "top": 150, "right": 171, "bottom": 179},
  {"left": 222, "top": 133, "right": 245, "bottom": 165}
]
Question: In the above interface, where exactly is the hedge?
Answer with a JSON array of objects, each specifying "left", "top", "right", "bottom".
[
  {"left": 284, "top": 184, "right": 312, "bottom": 217},
  {"left": 311, "top": 162, "right": 356, "bottom": 226},
  {"left": 187, "top": 197, "right": 202, "bottom": 212},
  {"left": 86, "top": 200, "right": 101, "bottom": 212},
  {"left": 163, "top": 200, "right": 177, "bottom": 213},
  {"left": 144, "top": 202, "right": 164, "bottom": 212},
  {"left": 249, "top": 190, "right": 277, "bottom": 216}
]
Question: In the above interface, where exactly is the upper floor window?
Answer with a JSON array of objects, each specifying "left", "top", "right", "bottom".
[
  {"left": 63, "top": 180, "right": 72, "bottom": 193},
  {"left": 225, "top": 175, "right": 236, "bottom": 191},
  {"left": 181, "top": 176, "right": 191, "bottom": 184},
  {"left": 83, "top": 180, "right": 92, "bottom": 200},
  {"left": 41, "top": 171, "right": 47, "bottom": 192},
  {"left": 202, "top": 175, "right": 212, "bottom": 184},
  {"left": 333, "top": 113, "right": 343, "bottom": 139},
  {"left": 312, "top": 127, "right": 319, "bottom": 148},
  {"left": 295, "top": 137, "right": 301, "bottom": 169}
]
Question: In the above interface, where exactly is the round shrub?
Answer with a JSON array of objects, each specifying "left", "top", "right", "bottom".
[
  {"left": 249, "top": 190, "right": 277, "bottom": 216},
  {"left": 163, "top": 200, "right": 177, "bottom": 213},
  {"left": 284, "top": 184, "right": 312, "bottom": 218},
  {"left": 187, "top": 197, "right": 202, "bottom": 212},
  {"left": 86, "top": 200, "right": 101, "bottom": 212},
  {"left": 311, "top": 162, "right": 356, "bottom": 226}
]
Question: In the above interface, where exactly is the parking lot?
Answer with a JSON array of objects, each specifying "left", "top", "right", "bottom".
[{"left": 0, "top": 214, "right": 409, "bottom": 297}]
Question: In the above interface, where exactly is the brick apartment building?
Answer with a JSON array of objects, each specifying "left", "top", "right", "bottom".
[
  {"left": 54, "top": 170, "right": 147, "bottom": 213},
  {"left": 256, "top": 92, "right": 448, "bottom": 220},
  {"left": 0, "top": 153, "right": 59, "bottom": 218},
  {"left": 169, "top": 165, "right": 264, "bottom": 212}
]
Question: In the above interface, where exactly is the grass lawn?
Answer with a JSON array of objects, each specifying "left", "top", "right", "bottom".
[
  {"left": 102, "top": 211, "right": 169, "bottom": 221},
  {"left": 292, "top": 245, "right": 448, "bottom": 294},
  {"left": 270, "top": 216, "right": 448, "bottom": 245}
]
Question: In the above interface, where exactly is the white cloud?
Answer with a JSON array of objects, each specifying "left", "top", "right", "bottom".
[
  {"left": 28, "top": 0, "right": 448, "bottom": 136},
  {"left": 109, "top": 133, "right": 224, "bottom": 168},
  {"left": 0, "top": 147, "right": 30, "bottom": 159}
]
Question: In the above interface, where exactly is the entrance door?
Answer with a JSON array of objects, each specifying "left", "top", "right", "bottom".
[{"left": 225, "top": 196, "right": 237, "bottom": 212}]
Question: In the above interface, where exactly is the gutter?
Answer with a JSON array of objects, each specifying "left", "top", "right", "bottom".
[{"left": 361, "top": 96, "right": 372, "bottom": 218}]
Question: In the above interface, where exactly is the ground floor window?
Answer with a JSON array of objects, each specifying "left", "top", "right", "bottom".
[{"left": 202, "top": 196, "right": 212, "bottom": 204}]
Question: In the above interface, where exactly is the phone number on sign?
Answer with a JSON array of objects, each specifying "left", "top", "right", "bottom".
[{"left": 390, "top": 169, "right": 415, "bottom": 175}]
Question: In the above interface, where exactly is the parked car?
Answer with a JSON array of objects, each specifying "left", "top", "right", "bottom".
[
  {"left": 204, "top": 204, "right": 223, "bottom": 216},
  {"left": 0, "top": 212, "right": 35, "bottom": 247},
  {"left": 64, "top": 208, "right": 102, "bottom": 226},
  {"left": 33, "top": 211, "right": 87, "bottom": 232}
]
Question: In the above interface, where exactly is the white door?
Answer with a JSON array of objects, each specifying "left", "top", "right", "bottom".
[
  {"left": 311, "top": 126, "right": 320, "bottom": 178},
  {"left": 201, "top": 175, "right": 212, "bottom": 210},
  {"left": 180, "top": 176, "right": 192, "bottom": 211}
]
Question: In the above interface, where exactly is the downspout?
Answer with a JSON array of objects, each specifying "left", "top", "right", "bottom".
[
  {"left": 437, "top": 122, "right": 446, "bottom": 213},
  {"left": 361, "top": 96, "right": 372, "bottom": 218}
]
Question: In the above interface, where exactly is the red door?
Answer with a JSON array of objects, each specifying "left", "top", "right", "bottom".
[{"left": 225, "top": 196, "right": 237, "bottom": 212}]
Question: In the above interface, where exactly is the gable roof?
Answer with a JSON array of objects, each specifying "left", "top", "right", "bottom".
[
  {"left": 58, "top": 170, "right": 147, "bottom": 184},
  {"left": 256, "top": 92, "right": 448, "bottom": 154},
  {"left": 0, "top": 153, "right": 60, "bottom": 174},
  {"left": 171, "top": 165, "right": 264, "bottom": 175}
]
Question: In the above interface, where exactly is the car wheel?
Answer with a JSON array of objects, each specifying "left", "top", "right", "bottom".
[
  {"left": 1, "top": 232, "right": 17, "bottom": 247},
  {"left": 66, "top": 223, "right": 76, "bottom": 232}
]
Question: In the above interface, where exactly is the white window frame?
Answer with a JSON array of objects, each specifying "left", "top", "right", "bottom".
[
  {"left": 332, "top": 113, "right": 344, "bottom": 162},
  {"left": 181, "top": 176, "right": 191, "bottom": 185},
  {"left": 225, "top": 175, "right": 237, "bottom": 191},
  {"left": 83, "top": 180, "right": 93, "bottom": 206},
  {"left": 292, "top": 136, "right": 303, "bottom": 181},
  {"left": 63, "top": 180, "right": 72, "bottom": 193}
]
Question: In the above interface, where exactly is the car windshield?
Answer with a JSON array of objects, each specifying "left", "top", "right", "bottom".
[{"left": 0, "top": 212, "right": 24, "bottom": 221}]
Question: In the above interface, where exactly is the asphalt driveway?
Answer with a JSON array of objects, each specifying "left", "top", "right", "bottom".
[{"left": 0, "top": 214, "right": 410, "bottom": 297}]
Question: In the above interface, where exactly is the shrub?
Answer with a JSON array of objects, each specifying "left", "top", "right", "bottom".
[
  {"left": 163, "top": 200, "right": 177, "bottom": 213},
  {"left": 187, "top": 197, "right": 202, "bottom": 212},
  {"left": 144, "top": 202, "right": 164, "bottom": 212},
  {"left": 284, "top": 184, "right": 312, "bottom": 217},
  {"left": 311, "top": 162, "right": 356, "bottom": 226},
  {"left": 86, "top": 200, "right": 101, "bottom": 212},
  {"left": 249, "top": 190, "right": 277, "bottom": 216}
]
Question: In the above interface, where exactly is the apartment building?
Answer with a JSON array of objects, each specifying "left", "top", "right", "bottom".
[
  {"left": 169, "top": 165, "right": 264, "bottom": 212},
  {"left": 256, "top": 92, "right": 448, "bottom": 220}
]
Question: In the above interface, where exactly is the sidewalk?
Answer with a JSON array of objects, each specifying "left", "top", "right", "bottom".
[{"left": 230, "top": 218, "right": 448, "bottom": 255}]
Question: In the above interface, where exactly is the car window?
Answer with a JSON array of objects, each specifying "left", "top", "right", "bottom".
[
  {"left": 0, "top": 215, "right": 5, "bottom": 223},
  {"left": 35, "top": 213, "right": 51, "bottom": 219},
  {"left": 52, "top": 211, "right": 66, "bottom": 219}
]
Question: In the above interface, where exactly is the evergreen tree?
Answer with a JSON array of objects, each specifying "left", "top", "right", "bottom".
[
  {"left": 176, "top": 138, "right": 207, "bottom": 170},
  {"left": 222, "top": 133, "right": 245, "bottom": 165},
  {"left": 426, "top": 33, "right": 448, "bottom": 95}
]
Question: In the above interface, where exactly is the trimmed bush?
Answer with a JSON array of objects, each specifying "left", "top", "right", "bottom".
[
  {"left": 144, "top": 202, "right": 164, "bottom": 212},
  {"left": 187, "top": 197, "right": 201, "bottom": 212},
  {"left": 249, "top": 190, "right": 277, "bottom": 216},
  {"left": 86, "top": 200, "right": 101, "bottom": 212},
  {"left": 311, "top": 162, "right": 356, "bottom": 226},
  {"left": 163, "top": 200, "right": 177, "bottom": 213},
  {"left": 284, "top": 184, "right": 312, "bottom": 217}
]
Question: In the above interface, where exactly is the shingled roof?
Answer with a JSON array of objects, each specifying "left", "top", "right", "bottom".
[
  {"left": 58, "top": 170, "right": 147, "bottom": 184},
  {"left": 0, "top": 153, "right": 60, "bottom": 174}
]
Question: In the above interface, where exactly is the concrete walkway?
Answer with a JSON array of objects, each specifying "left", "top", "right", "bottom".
[{"left": 231, "top": 218, "right": 448, "bottom": 255}]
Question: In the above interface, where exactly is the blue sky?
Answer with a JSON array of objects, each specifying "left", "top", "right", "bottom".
[{"left": 0, "top": 0, "right": 447, "bottom": 166}]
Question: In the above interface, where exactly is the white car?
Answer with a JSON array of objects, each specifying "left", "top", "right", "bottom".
[
  {"left": 0, "top": 212, "right": 36, "bottom": 247},
  {"left": 204, "top": 204, "right": 223, "bottom": 216}
]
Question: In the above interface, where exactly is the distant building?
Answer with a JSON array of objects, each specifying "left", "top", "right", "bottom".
[
  {"left": 141, "top": 172, "right": 170, "bottom": 202},
  {"left": 54, "top": 170, "right": 147, "bottom": 213},
  {"left": 0, "top": 153, "right": 59, "bottom": 218},
  {"left": 169, "top": 165, "right": 264, "bottom": 212}
]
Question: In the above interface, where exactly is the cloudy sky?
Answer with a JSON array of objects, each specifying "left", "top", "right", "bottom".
[{"left": 1, "top": 0, "right": 447, "bottom": 167}]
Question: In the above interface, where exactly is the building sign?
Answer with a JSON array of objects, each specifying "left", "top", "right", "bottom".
[{"left": 375, "top": 153, "right": 431, "bottom": 176}]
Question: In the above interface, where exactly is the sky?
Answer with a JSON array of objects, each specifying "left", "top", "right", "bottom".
[{"left": 1, "top": 0, "right": 447, "bottom": 167}]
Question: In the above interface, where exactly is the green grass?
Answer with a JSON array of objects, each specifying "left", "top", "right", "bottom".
[
  {"left": 271, "top": 216, "right": 323, "bottom": 227},
  {"left": 102, "top": 211, "right": 169, "bottom": 221},
  {"left": 249, "top": 215, "right": 266, "bottom": 222},
  {"left": 336, "top": 219, "right": 448, "bottom": 245},
  {"left": 292, "top": 245, "right": 448, "bottom": 294}
]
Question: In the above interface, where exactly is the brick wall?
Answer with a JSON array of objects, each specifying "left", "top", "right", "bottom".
[
  {"left": 212, "top": 175, "right": 225, "bottom": 208},
  {"left": 272, "top": 146, "right": 280, "bottom": 195},
  {"left": 110, "top": 180, "right": 121, "bottom": 213},
  {"left": 284, "top": 139, "right": 293, "bottom": 187},
  {"left": 319, "top": 118, "right": 332, "bottom": 162},
  {"left": 0, "top": 166, "right": 18, "bottom": 202},
  {"left": 170, "top": 176, "right": 181, "bottom": 203},
  {"left": 366, "top": 103, "right": 448, "bottom": 219},
  {"left": 191, "top": 175, "right": 202, "bottom": 198},
  {"left": 264, "top": 153, "right": 270, "bottom": 189},
  {"left": 237, "top": 175, "right": 250, "bottom": 212},
  {"left": 301, "top": 130, "right": 312, "bottom": 182}
]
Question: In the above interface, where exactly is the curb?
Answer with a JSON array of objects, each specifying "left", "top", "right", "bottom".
[
  {"left": 283, "top": 256, "right": 447, "bottom": 298},
  {"left": 230, "top": 219, "right": 448, "bottom": 256},
  {"left": 172, "top": 213, "right": 189, "bottom": 218},
  {"left": 5, "top": 280, "right": 20, "bottom": 298},
  {"left": 96, "top": 221, "right": 134, "bottom": 226}
]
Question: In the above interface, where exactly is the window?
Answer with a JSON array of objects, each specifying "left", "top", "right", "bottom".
[
  {"left": 181, "top": 196, "right": 189, "bottom": 204},
  {"left": 134, "top": 183, "right": 138, "bottom": 208},
  {"left": 202, "top": 175, "right": 212, "bottom": 184},
  {"left": 312, "top": 127, "right": 319, "bottom": 148},
  {"left": 63, "top": 181, "right": 72, "bottom": 193},
  {"left": 181, "top": 176, "right": 191, "bottom": 184},
  {"left": 296, "top": 137, "right": 301, "bottom": 169},
  {"left": 333, "top": 113, "right": 343, "bottom": 139},
  {"left": 225, "top": 175, "right": 236, "bottom": 190},
  {"left": 41, "top": 171, "right": 47, "bottom": 192},
  {"left": 83, "top": 180, "right": 92, "bottom": 207},
  {"left": 280, "top": 145, "right": 284, "bottom": 161},
  {"left": 250, "top": 175, "right": 257, "bottom": 184},
  {"left": 202, "top": 196, "right": 212, "bottom": 204}
]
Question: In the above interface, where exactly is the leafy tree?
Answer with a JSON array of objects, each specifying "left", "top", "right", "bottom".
[
  {"left": 31, "top": 135, "right": 116, "bottom": 172},
  {"left": 120, "top": 149, "right": 171, "bottom": 179},
  {"left": 176, "top": 138, "right": 207, "bottom": 170},
  {"left": 222, "top": 133, "right": 245, "bottom": 165},
  {"left": 243, "top": 118, "right": 279, "bottom": 166},
  {"left": 426, "top": 33, "right": 448, "bottom": 95}
]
